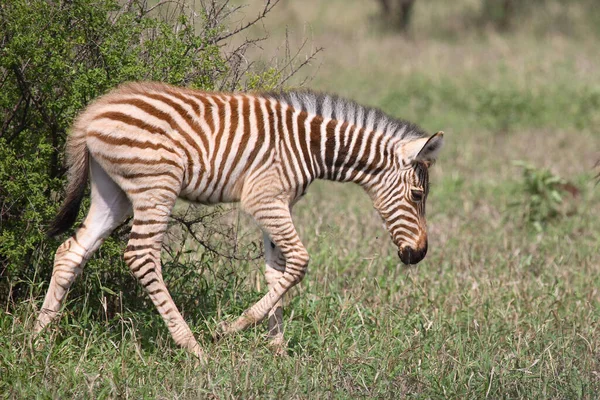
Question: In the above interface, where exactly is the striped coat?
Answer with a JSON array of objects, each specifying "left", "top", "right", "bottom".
[{"left": 35, "top": 82, "right": 444, "bottom": 360}]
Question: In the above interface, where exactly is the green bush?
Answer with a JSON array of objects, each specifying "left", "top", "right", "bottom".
[
  {"left": 510, "top": 161, "right": 574, "bottom": 231},
  {"left": 0, "top": 0, "right": 292, "bottom": 313}
]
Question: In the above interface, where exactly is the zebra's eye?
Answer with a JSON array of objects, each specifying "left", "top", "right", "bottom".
[{"left": 411, "top": 189, "right": 424, "bottom": 202}]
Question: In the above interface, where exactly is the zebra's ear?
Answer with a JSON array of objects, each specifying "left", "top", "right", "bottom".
[{"left": 402, "top": 131, "right": 444, "bottom": 165}]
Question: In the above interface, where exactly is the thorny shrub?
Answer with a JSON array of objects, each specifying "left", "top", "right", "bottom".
[{"left": 0, "top": 0, "right": 318, "bottom": 319}]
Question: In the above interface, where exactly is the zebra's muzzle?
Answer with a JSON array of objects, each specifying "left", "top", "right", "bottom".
[{"left": 398, "top": 242, "right": 427, "bottom": 265}]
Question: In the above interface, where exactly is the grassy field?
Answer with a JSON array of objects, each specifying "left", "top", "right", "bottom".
[{"left": 2, "top": 0, "right": 600, "bottom": 398}]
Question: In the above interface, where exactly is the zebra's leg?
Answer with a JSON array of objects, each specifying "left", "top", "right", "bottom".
[
  {"left": 263, "top": 231, "right": 287, "bottom": 351},
  {"left": 35, "top": 158, "right": 132, "bottom": 334},
  {"left": 218, "top": 200, "right": 309, "bottom": 337},
  {"left": 124, "top": 192, "right": 204, "bottom": 360}
]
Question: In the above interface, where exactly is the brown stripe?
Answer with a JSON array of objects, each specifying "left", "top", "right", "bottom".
[
  {"left": 386, "top": 205, "right": 417, "bottom": 223},
  {"left": 397, "top": 223, "right": 419, "bottom": 236},
  {"left": 94, "top": 152, "right": 183, "bottom": 171},
  {"left": 125, "top": 253, "right": 152, "bottom": 267},
  {"left": 190, "top": 94, "right": 215, "bottom": 134},
  {"left": 126, "top": 243, "right": 159, "bottom": 252},
  {"left": 209, "top": 96, "right": 241, "bottom": 200},
  {"left": 164, "top": 90, "right": 212, "bottom": 184},
  {"left": 331, "top": 122, "right": 349, "bottom": 175},
  {"left": 105, "top": 98, "right": 201, "bottom": 183},
  {"left": 389, "top": 213, "right": 419, "bottom": 229},
  {"left": 268, "top": 101, "right": 277, "bottom": 157},
  {"left": 142, "top": 92, "right": 208, "bottom": 172},
  {"left": 338, "top": 126, "right": 364, "bottom": 181},
  {"left": 256, "top": 98, "right": 278, "bottom": 168},
  {"left": 124, "top": 252, "right": 144, "bottom": 263},
  {"left": 324, "top": 120, "right": 337, "bottom": 180},
  {"left": 164, "top": 88, "right": 205, "bottom": 120},
  {"left": 334, "top": 124, "right": 354, "bottom": 180},
  {"left": 143, "top": 278, "right": 159, "bottom": 287},
  {"left": 132, "top": 219, "right": 166, "bottom": 226},
  {"left": 347, "top": 127, "right": 367, "bottom": 177},
  {"left": 167, "top": 88, "right": 201, "bottom": 115},
  {"left": 134, "top": 206, "right": 156, "bottom": 212},
  {"left": 278, "top": 231, "right": 299, "bottom": 244},
  {"left": 129, "top": 230, "right": 167, "bottom": 240},
  {"left": 240, "top": 98, "right": 266, "bottom": 176},
  {"left": 94, "top": 111, "right": 167, "bottom": 137},
  {"left": 88, "top": 130, "right": 179, "bottom": 155},
  {"left": 156, "top": 299, "right": 169, "bottom": 308},
  {"left": 72, "top": 233, "right": 81, "bottom": 247},
  {"left": 130, "top": 258, "right": 154, "bottom": 273},
  {"left": 138, "top": 266, "right": 157, "bottom": 281},
  {"left": 204, "top": 95, "right": 229, "bottom": 193},
  {"left": 295, "top": 111, "right": 313, "bottom": 179},
  {"left": 220, "top": 96, "right": 253, "bottom": 200},
  {"left": 285, "top": 106, "right": 308, "bottom": 185},
  {"left": 119, "top": 171, "right": 181, "bottom": 182},
  {"left": 92, "top": 111, "right": 192, "bottom": 180},
  {"left": 310, "top": 116, "right": 325, "bottom": 175},
  {"left": 253, "top": 205, "right": 288, "bottom": 214},
  {"left": 274, "top": 103, "right": 293, "bottom": 189},
  {"left": 366, "top": 133, "right": 385, "bottom": 176},
  {"left": 128, "top": 185, "right": 179, "bottom": 196},
  {"left": 356, "top": 129, "right": 375, "bottom": 174}
]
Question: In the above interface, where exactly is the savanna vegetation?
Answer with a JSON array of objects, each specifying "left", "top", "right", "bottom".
[{"left": 1, "top": 0, "right": 600, "bottom": 398}]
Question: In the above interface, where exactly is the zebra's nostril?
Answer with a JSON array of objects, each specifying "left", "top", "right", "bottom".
[
  {"left": 398, "top": 245, "right": 426, "bottom": 265},
  {"left": 398, "top": 246, "right": 413, "bottom": 265}
]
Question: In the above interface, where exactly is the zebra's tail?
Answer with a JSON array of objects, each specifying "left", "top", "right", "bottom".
[{"left": 47, "top": 128, "right": 89, "bottom": 237}]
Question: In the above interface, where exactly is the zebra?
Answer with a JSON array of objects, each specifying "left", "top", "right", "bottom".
[{"left": 34, "top": 81, "right": 444, "bottom": 360}]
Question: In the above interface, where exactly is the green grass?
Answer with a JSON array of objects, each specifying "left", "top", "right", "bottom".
[{"left": 3, "top": 0, "right": 600, "bottom": 398}]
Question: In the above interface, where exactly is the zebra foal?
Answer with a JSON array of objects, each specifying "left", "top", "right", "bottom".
[{"left": 35, "top": 82, "right": 444, "bottom": 359}]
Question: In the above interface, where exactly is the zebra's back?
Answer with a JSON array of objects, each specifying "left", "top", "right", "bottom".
[
  {"left": 70, "top": 81, "right": 425, "bottom": 207},
  {"left": 73, "top": 82, "right": 297, "bottom": 205}
]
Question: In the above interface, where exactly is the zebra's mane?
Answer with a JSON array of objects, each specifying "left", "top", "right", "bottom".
[{"left": 264, "top": 89, "right": 427, "bottom": 141}]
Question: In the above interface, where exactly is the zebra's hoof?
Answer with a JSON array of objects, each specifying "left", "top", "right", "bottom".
[
  {"left": 267, "top": 334, "right": 288, "bottom": 357},
  {"left": 192, "top": 351, "right": 208, "bottom": 367},
  {"left": 187, "top": 341, "right": 207, "bottom": 364},
  {"left": 213, "top": 321, "right": 230, "bottom": 342}
]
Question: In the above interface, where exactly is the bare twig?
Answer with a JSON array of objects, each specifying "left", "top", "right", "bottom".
[
  {"left": 215, "top": 0, "right": 280, "bottom": 43},
  {"left": 170, "top": 208, "right": 261, "bottom": 262},
  {"left": 1, "top": 94, "right": 24, "bottom": 138},
  {"left": 110, "top": 0, "right": 135, "bottom": 25}
]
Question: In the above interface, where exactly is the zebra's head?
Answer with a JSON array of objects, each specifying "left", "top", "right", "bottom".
[{"left": 372, "top": 131, "right": 444, "bottom": 265}]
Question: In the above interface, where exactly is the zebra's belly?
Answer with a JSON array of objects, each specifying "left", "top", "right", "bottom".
[{"left": 179, "top": 171, "right": 244, "bottom": 205}]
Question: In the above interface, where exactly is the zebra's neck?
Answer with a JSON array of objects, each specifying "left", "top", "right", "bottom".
[
  {"left": 266, "top": 90, "right": 424, "bottom": 192},
  {"left": 306, "top": 114, "right": 395, "bottom": 187}
]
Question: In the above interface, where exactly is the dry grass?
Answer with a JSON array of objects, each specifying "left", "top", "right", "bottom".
[{"left": 2, "top": 0, "right": 600, "bottom": 398}]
